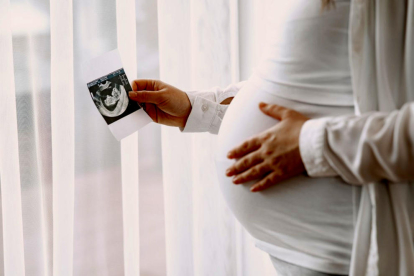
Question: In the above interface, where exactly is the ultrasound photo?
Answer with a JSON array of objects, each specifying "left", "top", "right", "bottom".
[
  {"left": 87, "top": 68, "right": 141, "bottom": 125},
  {"left": 85, "top": 49, "right": 152, "bottom": 140}
]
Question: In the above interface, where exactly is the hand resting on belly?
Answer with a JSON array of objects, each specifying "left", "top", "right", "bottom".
[{"left": 226, "top": 102, "right": 310, "bottom": 192}]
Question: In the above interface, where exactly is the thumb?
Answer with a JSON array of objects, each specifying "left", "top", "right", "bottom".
[
  {"left": 259, "top": 102, "right": 288, "bottom": 120},
  {"left": 129, "top": 90, "right": 164, "bottom": 104}
]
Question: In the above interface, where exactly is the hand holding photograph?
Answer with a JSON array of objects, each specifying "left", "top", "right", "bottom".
[{"left": 85, "top": 49, "right": 152, "bottom": 140}]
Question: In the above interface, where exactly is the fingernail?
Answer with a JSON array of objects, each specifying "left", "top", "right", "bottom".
[
  {"left": 227, "top": 152, "right": 233, "bottom": 159},
  {"left": 226, "top": 168, "right": 233, "bottom": 176},
  {"left": 250, "top": 186, "right": 258, "bottom": 192},
  {"left": 259, "top": 102, "right": 267, "bottom": 108},
  {"left": 232, "top": 177, "right": 239, "bottom": 184},
  {"left": 129, "top": 91, "right": 137, "bottom": 98}
]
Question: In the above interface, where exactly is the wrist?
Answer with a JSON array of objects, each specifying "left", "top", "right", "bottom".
[{"left": 179, "top": 91, "right": 192, "bottom": 129}]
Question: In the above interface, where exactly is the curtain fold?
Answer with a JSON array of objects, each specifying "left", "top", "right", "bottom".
[
  {"left": 158, "top": 1, "right": 195, "bottom": 275},
  {"left": 159, "top": 0, "right": 277, "bottom": 275},
  {"left": 51, "top": 0, "right": 75, "bottom": 275},
  {"left": 0, "top": 0, "right": 26, "bottom": 275},
  {"left": 188, "top": 1, "right": 240, "bottom": 275},
  {"left": 117, "top": 0, "right": 140, "bottom": 274}
]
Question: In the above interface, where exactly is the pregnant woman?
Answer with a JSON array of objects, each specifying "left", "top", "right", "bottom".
[{"left": 129, "top": 0, "right": 414, "bottom": 275}]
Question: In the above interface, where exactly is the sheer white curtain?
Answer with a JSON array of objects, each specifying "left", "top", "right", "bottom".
[
  {"left": 158, "top": 0, "right": 277, "bottom": 275},
  {"left": 0, "top": 0, "right": 141, "bottom": 275},
  {"left": 1, "top": 0, "right": 284, "bottom": 274}
]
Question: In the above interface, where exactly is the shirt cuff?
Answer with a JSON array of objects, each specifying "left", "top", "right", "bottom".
[
  {"left": 181, "top": 95, "right": 227, "bottom": 134},
  {"left": 186, "top": 91, "right": 197, "bottom": 106},
  {"left": 299, "top": 118, "right": 337, "bottom": 177}
]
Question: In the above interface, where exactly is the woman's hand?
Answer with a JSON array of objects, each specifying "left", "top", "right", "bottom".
[
  {"left": 129, "top": 79, "right": 192, "bottom": 128},
  {"left": 226, "top": 102, "right": 310, "bottom": 192}
]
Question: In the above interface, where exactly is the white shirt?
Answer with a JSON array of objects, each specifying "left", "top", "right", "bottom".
[
  {"left": 183, "top": 1, "right": 414, "bottom": 275},
  {"left": 253, "top": 0, "right": 353, "bottom": 106}
]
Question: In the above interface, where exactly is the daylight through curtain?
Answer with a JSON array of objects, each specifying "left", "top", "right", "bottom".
[
  {"left": 1, "top": 0, "right": 283, "bottom": 275},
  {"left": 158, "top": 0, "right": 278, "bottom": 275},
  {"left": 0, "top": 0, "right": 141, "bottom": 275}
]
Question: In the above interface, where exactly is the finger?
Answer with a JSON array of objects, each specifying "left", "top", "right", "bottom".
[
  {"left": 227, "top": 137, "right": 261, "bottom": 159},
  {"left": 259, "top": 102, "right": 290, "bottom": 120},
  {"left": 142, "top": 103, "right": 158, "bottom": 122},
  {"left": 129, "top": 90, "right": 165, "bottom": 105},
  {"left": 232, "top": 163, "right": 271, "bottom": 184},
  {"left": 250, "top": 170, "right": 288, "bottom": 192},
  {"left": 131, "top": 79, "right": 162, "bottom": 91},
  {"left": 226, "top": 152, "right": 263, "bottom": 176}
]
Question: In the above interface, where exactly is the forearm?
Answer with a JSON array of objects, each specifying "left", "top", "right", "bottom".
[{"left": 300, "top": 102, "right": 414, "bottom": 184}]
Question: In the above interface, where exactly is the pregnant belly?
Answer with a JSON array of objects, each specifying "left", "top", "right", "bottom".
[{"left": 215, "top": 81, "right": 355, "bottom": 271}]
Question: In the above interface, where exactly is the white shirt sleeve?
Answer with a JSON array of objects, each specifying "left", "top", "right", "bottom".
[
  {"left": 181, "top": 81, "right": 246, "bottom": 134},
  {"left": 299, "top": 101, "right": 414, "bottom": 184}
]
